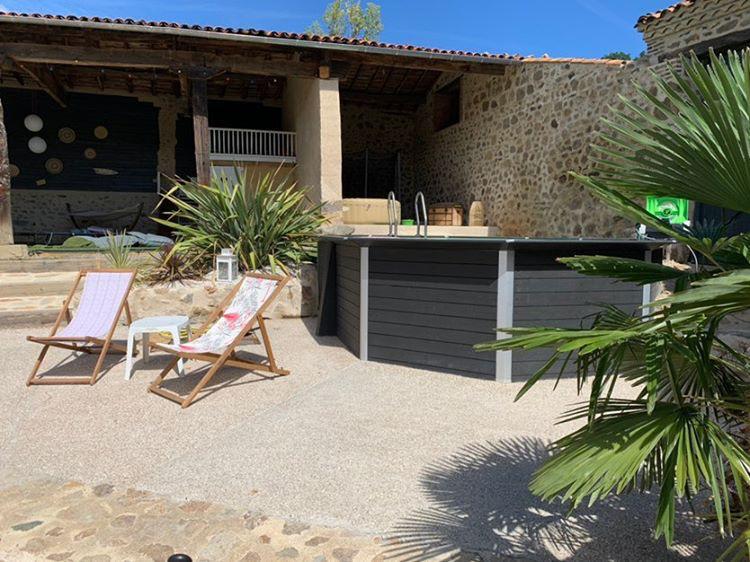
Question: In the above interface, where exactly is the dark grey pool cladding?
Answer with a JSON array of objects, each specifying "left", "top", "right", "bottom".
[{"left": 316, "top": 236, "right": 663, "bottom": 382}]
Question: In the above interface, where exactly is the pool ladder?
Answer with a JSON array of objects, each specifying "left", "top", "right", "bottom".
[
  {"left": 387, "top": 191, "right": 398, "bottom": 237},
  {"left": 415, "top": 191, "right": 428, "bottom": 238},
  {"left": 387, "top": 191, "right": 428, "bottom": 238}
]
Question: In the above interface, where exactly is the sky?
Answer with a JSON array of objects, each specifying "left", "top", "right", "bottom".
[{"left": 0, "top": 0, "right": 672, "bottom": 59}]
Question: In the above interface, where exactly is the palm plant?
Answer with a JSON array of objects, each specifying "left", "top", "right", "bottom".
[
  {"left": 476, "top": 49, "right": 750, "bottom": 558},
  {"left": 154, "top": 168, "right": 326, "bottom": 274}
]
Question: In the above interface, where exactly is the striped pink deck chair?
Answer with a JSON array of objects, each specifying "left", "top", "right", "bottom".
[
  {"left": 149, "top": 272, "right": 290, "bottom": 408},
  {"left": 27, "top": 270, "right": 136, "bottom": 386}
]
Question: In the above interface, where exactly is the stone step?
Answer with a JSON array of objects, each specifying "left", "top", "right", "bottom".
[
  {"left": 0, "top": 271, "right": 79, "bottom": 298},
  {"left": 0, "top": 254, "right": 108, "bottom": 273},
  {"left": 0, "top": 295, "right": 64, "bottom": 327}
]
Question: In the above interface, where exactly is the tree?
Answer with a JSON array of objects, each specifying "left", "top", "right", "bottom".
[
  {"left": 602, "top": 51, "right": 633, "bottom": 60},
  {"left": 476, "top": 49, "right": 750, "bottom": 558},
  {"left": 307, "top": 0, "right": 383, "bottom": 41}
]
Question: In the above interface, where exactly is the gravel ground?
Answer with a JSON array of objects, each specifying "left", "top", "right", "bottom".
[{"left": 0, "top": 318, "right": 729, "bottom": 560}]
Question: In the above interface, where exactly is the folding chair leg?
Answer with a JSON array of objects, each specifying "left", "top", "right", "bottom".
[
  {"left": 257, "top": 317, "right": 288, "bottom": 375},
  {"left": 27, "top": 345, "right": 51, "bottom": 386},
  {"left": 149, "top": 356, "right": 181, "bottom": 390},
  {"left": 89, "top": 339, "right": 113, "bottom": 385},
  {"left": 181, "top": 360, "right": 225, "bottom": 408}
]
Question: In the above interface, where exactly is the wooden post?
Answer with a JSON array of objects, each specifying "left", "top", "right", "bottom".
[
  {"left": 191, "top": 78, "right": 210, "bottom": 186},
  {"left": 0, "top": 97, "right": 13, "bottom": 246}
]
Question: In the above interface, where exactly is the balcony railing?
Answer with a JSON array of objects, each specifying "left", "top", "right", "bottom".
[{"left": 209, "top": 127, "right": 297, "bottom": 163}]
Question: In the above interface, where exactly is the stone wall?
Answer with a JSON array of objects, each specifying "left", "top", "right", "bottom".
[
  {"left": 412, "top": 61, "right": 655, "bottom": 238},
  {"left": 638, "top": 0, "right": 750, "bottom": 59},
  {"left": 11, "top": 189, "right": 160, "bottom": 238},
  {"left": 340, "top": 102, "right": 417, "bottom": 205}
]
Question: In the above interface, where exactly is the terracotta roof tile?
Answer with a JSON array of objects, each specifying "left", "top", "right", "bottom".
[
  {"left": 637, "top": 1, "right": 697, "bottom": 26},
  {"left": 0, "top": 11, "right": 636, "bottom": 68},
  {"left": 0, "top": 11, "right": 521, "bottom": 61}
]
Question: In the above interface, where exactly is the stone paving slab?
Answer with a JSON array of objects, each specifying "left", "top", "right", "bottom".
[{"left": 0, "top": 479, "right": 386, "bottom": 562}]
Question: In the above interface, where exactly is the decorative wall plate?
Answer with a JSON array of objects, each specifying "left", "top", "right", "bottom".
[
  {"left": 93, "top": 167, "right": 118, "bottom": 176},
  {"left": 84, "top": 147, "right": 96, "bottom": 159},
  {"left": 45, "top": 158, "right": 64, "bottom": 175},
  {"left": 24, "top": 114, "right": 43, "bottom": 132},
  {"left": 28, "top": 136, "right": 47, "bottom": 154},
  {"left": 94, "top": 126, "right": 108, "bottom": 139},
  {"left": 9, "top": 164, "right": 19, "bottom": 178},
  {"left": 35, "top": 178, "right": 46, "bottom": 186},
  {"left": 58, "top": 127, "right": 76, "bottom": 143}
]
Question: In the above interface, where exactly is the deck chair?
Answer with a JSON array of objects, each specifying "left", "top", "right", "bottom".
[
  {"left": 148, "top": 272, "right": 290, "bottom": 408},
  {"left": 27, "top": 270, "right": 136, "bottom": 386}
]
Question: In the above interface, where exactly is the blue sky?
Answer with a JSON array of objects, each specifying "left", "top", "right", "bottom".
[{"left": 1, "top": 1, "right": 670, "bottom": 59}]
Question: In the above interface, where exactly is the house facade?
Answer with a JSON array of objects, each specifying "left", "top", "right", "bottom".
[{"left": 0, "top": 0, "right": 748, "bottom": 253}]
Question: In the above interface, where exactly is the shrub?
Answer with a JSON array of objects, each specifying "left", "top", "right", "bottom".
[{"left": 154, "top": 168, "right": 326, "bottom": 274}]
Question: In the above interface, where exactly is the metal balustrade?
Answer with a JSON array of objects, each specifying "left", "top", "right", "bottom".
[{"left": 209, "top": 127, "right": 297, "bottom": 163}]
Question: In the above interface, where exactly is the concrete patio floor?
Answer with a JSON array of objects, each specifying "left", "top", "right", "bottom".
[{"left": 0, "top": 318, "right": 729, "bottom": 560}]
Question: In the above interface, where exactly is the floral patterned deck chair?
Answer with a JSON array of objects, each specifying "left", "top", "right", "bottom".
[{"left": 149, "top": 272, "right": 290, "bottom": 408}]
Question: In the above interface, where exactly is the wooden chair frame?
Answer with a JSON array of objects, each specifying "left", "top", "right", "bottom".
[
  {"left": 26, "top": 269, "right": 136, "bottom": 386},
  {"left": 148, "top": 272, "right": 290, "bottom": 408}
]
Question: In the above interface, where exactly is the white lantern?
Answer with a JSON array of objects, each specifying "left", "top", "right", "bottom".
[{"left": 216, "top": 248, "right": 239, "bottom": 283}]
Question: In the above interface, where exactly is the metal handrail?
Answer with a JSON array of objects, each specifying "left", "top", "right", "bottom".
[
  {"left": 415, "top": 191, "right": 428, "bottom": 238},
  {"left": 387, "top": 191, "right": 398, "bottom": 237},
  {"left": 209, "top": 127, "right": 297, "bottom": 162}
]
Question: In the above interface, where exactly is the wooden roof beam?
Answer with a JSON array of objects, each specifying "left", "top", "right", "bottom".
[
  {"left": 11, "top": 59, "right": 66, "bottom": 107},
  {"left": 0, "top": 42, "right": 319, "bottom": 78}
]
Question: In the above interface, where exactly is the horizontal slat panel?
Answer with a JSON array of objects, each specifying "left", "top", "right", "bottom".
[
  {"left": 370, "top": 273, "right": 496, "bottom": 293},
  {"left": 515, "top": 249, "right": 645, "bottom": 268},
  {"left": 369, "top": 284, "right": 495, "bottom": 305},
  {"left": 369, "top": 333, "right": 486, "bottom": 360},
  {"left": 515, "top": 277, "right": 637, "bottom": 293},
  {"left": 337, "top": 255, "right": 360, "bottom": 271},
  {"left": 370, "top": 260, "right": 497, "bottom": 279},
  {"left": 336, "top": 245, "right": 360, "bottom": 260},
  {"left": 336, "top": 287, "right": 359, "bottom": 313},
  {"left": 336, "top": 303, "right": 359, "bottom": 327},
  {"left": 369, "top": 309, "right": 496, "bottom": 334},
  {"left": 337, "top": 266, "right": 360, "bottom": 285},
  {"left": 514, "top": 290, "right": 642, "bottom": 307},
  {"left": 370, "top": 297, "right": 496, "bottom": 320},
  {"left": 514, "top": 304, "right": 638, "bottom": 321},
  {"left": 369, "top": 321, "right": 494, "bottom": 345},
  {"left": 368, "top": 346, "right": 495, "bottom": 377},
  {"left": 372, "top": 247, "right": 498, "bottom": 266}
]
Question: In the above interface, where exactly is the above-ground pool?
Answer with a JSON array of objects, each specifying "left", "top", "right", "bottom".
[{"left": 317, "top": 235, "right": 664, "bottom": 382}]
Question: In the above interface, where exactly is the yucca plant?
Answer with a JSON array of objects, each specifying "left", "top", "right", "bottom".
[
  {"left": 103, "top": 231, "right": 135, "bottom": 269},
  {"left": 154, "top": 168, "right": 326, "bottom": 274},
  {"left": 476, "top": 49, "right": 750, "bottom": 559}
]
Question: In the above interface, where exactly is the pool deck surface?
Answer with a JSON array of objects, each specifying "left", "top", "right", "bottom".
[{"left": 0, "top": 318, "right": 729, "bottom": 560}]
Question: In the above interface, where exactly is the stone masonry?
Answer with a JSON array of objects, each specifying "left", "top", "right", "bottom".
[
  {"left": 638, "top": 0, "right": 750, "bottom": 60},
  {"left": 411, "top": 62, "right": 653, "bottom": 238}
]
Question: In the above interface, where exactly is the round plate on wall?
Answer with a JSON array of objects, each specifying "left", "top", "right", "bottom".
[
  {"left": 24, "top": 114, "right": 43, "bottom": 132},
  {"left": 93, "top": 167, "right": 118, "bottom": 176},
  {"left": 9, "top": 164, "right": 19, "bottom": 178},
  {"left": 84, "top": 147, "right": 96, "bottom": 159},
  {"left": 28, "top": 136, "right": 47, "bottom": 154},
  {"left": 45, "top": 158, "right": 64, "bottom": 175},
  {"left": 58, "top": 127, "right": 76, "bottom": 143},
  {"left": 94, "top": 126, "right": 108, "bottom": 139}
]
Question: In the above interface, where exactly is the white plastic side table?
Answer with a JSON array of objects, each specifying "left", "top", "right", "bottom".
[{"left": 125, "top": 315, "right": 191, "bottom": 380}]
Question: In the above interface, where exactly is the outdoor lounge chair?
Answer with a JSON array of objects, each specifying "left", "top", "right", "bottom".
[
  {"left": 148, "top": 272, "right": 290, "bottom": 408},
  {"left": 27, "top": 270, "right": 136, "bottom": 386}
]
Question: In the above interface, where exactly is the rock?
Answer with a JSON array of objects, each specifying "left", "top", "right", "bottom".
[
  {"left": 92, "top": 484, "right": 114, "bottom": 497},
  {"left": 139, "top": 543, "right": 173, "bottom": 562},
  {"left": 332, "top": 547, "right": 358, "bottom": 562},
  {"left": 12, "top": 520, "right": 43, "bottom": 532},
  {"left": 281, "top": 521, "right": 310, "bottom": 535},
  {"left": 277, "top": 547, "right": 300, "bottom": 558},
  {"left": 305, "top": 536, "right": 330, "bottom": 547}
]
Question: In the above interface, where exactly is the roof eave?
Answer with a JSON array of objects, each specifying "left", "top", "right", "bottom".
[{"left": 0, "top": 14, "right": 522, "bottom": 70}]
